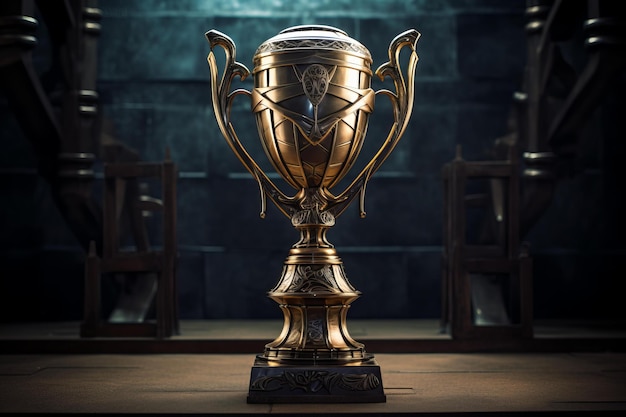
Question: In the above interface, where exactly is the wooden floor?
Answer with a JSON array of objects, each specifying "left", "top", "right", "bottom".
[{"left": 1, "top": 320, "right": 625, "bottom": 415}]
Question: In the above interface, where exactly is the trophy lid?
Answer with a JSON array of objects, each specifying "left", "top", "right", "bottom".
[{"left": 253, "top": 25, "right": 372, "bottom": 63}]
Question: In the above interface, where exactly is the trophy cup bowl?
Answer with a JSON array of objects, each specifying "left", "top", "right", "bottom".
[
  {"left": 252, "top": 25, "right": 374, "bottom": 191},
  {"left": 206, "top": 25, "right": 420, "bottom": 403}
]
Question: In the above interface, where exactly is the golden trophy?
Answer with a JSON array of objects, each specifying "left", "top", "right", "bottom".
[{"left": 205, "top": 25, "right": 419, "bottom": 403}]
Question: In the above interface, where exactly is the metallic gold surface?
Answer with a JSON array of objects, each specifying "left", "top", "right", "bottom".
[{"left": 206, "top": 25, "right": 419, "bottom": 364}]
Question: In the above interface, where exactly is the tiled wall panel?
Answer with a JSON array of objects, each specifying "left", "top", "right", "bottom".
[{"left": 5, "top": 0, "right": 620, "bottom": 321}]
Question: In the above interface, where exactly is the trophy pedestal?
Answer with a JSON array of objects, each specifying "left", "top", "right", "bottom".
[
  {"left": 247, "top": 355, "right": 386, "bottom": 404},
  {"left": 244, "top": 220, "right": 387, "bottom": 404}
]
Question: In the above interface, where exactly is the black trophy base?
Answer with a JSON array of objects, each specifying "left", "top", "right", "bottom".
[{"left": 247, "top": 355, "right": 386, "bottom": 404}]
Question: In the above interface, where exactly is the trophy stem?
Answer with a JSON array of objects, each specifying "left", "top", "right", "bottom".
[
  {"left": 247, "top": 207, "right": 385, "bottom": 403},
  {"left": 263, "top": 211, "right": 367, "bottom": 362}
]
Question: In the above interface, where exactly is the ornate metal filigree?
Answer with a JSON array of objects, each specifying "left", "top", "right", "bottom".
[
  {"left": 291, "top": 208, "right": 335, "bottom": 227},
  {"left": 290, "top": 265, "right": 338, "bottom": 293},
  {"left": 255, "top": 39, "right": 371, "bottom": 58}
]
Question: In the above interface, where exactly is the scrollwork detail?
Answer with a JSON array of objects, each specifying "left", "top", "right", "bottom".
[
  {"left": 291, "top": 209, "right": 335, "bottom": 227},
  {"left": 307, "top": 319, "right": 324, "bottom": 342},
  {"left": 290, "top": 265, "right": 339, "bottom": 293},
  {"left": 250, "top": 370, "right": 381, "bottom": 393},
  {"left": 255, "top": 39, "right": 371, "bottom": 58}
]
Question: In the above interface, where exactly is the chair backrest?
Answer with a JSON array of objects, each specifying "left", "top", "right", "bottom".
[{"left": 102, "top": 157, "right": 177, "bottom": 262}]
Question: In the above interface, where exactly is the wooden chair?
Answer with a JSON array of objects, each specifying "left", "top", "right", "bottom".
[
  {"left": 80, "top": 152, "right": 179, "bottom": 338},
  {"left": 441, "top": 145, "right": 533, "bottom": 340}
]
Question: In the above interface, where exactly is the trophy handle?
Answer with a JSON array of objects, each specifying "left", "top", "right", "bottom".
[
  {"left": 329, "top": 29, "right": 420, "bottom": 218},
  {"left": 205, "top": 29, "right": 298, "bottom": 219}
]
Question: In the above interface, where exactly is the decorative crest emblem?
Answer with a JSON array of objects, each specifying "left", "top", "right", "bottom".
[{"left": 302, "top": 64, "right": 329, "bottom": 105}]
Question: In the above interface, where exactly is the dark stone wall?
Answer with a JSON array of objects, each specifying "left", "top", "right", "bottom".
[{"left": 1, "top": 0, "right": 623, "bottom": 322}]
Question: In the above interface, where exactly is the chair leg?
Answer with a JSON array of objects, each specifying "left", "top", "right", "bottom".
[{"left": 81, "top": 241, "right": 101, "bottom": 337}]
